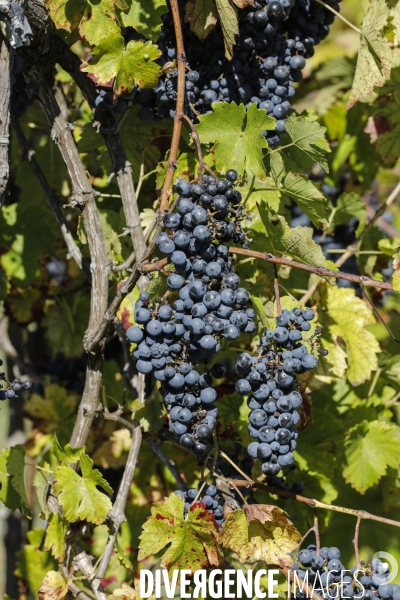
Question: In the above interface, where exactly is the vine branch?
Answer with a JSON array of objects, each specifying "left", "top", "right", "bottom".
[
  {"left": 230, "top": 479, "right": 400, "bottom": 528},
  {"left": 159, "top": 0, "right": 186, "bottom": 212}
]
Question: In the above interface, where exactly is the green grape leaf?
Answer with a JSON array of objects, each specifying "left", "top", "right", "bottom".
[
  {"left": 214, "top": 0, "right": 238, "bottom": 60},
  {"left": 196, "top": 102, "right": 275, "bottom": 177},
  {"left": 259, "top": 208, "right": 333, "bottom": 268},
  {"left": 146, "top": 272, "right": 169, "bottom": 300},
  {"left": 250, "top": 294, "right": 270, "bottom": 328},
  {"left": 0, "top": 445, "right": 32, "bottom": 517},
  {"left": 329, "top": 192, "right": 367, "bottom": 230},
  {"left": 219, "top": 505, "right": 301, "bottom": 563},
  {"left": 347, "top": 0, "right": 397, "bottom": 110},
  {"left": 184, "top": 0, "right": 218, "bottom": 40},
  {"left": 81, "top": 35, "right": 162, "bottom": 93},
  {"left": 44, "top": 0, "right": 86, "bottom": 32},
  {"left": 393, "top": 245, "right": 400, "bottom": 291},
  {"left": 118, "top": 105, "right": 173, "bottom": 180},
  {"left": 79, "top": 0, "right": 120, "bottom": 45},
  {"left": 53, "top": 454, "right": 113, "bottom": 525},
  {"left": 0, "top": 448, "right": 24, "bottom": 512},
  {"left": 343, "top": 420, "right": 400, "bottom": 494},
  {"left": 270, "top": 152, "right": 328, "bottom": 229},
  {"left": 33, "top": 466, "right": 51, "bottom": 515},
  {"left": 322, "top": 287, "right": 381, "bottom": 386},
  {"left": 119, "top": 0, "right": 167, "bottom": 41},
  {"left": 135, "top": 383, "right": 165, "bottom": 434},
  {"left": 43, "top": 513, "right": 68, "bottom": 562},
  {"left": 43, "top": 295, "right": 90, "bottom": 359},
  {"left": 138, "top": 493, "right": 223, "bottom": 579},
  {"left": 51, "top": 435, "right": 85, "bottom": 465},
  {"left": 282, "top": 115, "right": 331, "bottom": 172},
  {"left": 15, "top": 529, "right": 58, "bottom": 598}
]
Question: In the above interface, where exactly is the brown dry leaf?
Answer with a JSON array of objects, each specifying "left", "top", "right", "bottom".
[{"left": 38, "top": 571, "right": 68, "bottom": 600}]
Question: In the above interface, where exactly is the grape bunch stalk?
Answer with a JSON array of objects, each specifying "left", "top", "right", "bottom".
[{"left": 235, "top": 306, "right": 326, "bottom": 475}]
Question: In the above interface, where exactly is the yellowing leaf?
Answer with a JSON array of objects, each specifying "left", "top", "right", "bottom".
[
  {"left": 343, "top": 420, "right": 400, "bottom": 494},
  {"left": 219, "top": 505, "right": 301, "bottom": 564},
  {"left": 347, "top": 0, "right": 397, "bottom": 109},
  {"left": 184, "top": 0, "right": 218, "bottom": 40},
  {"left": 38, "top": 571, "right": 68, "bottom": 600},
  {"left": 323, "top": 287, "right": 381, "bottom": 386},
  {"left": 108, "top": 580, "right": 154, "bottom": 600},
  {"left": 81, "top": 35, "right": 162, "bottom": 93},
  {"left": 79, "top": 0, "right": 120, "bottom": 45},
  {"left": 44, "top": 514, "right": 68, "bottom": 562},
  {"left": 53, "top": 454, "right": 113, "bottom": 525},
  {"left": 196, "top": 102, "right": 275, "bottom": 177},
  {"left": 44, "top": 0, "right": 86, "bottom": 31},
  {"left": 138, "top": 493, "right": 223, "bottom": 580}
]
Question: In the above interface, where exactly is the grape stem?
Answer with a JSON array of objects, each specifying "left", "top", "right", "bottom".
[
  {"left": 140, "top": 248, "right": 394, "bottom": 291},
  {"left": 230, "top": 479, "right": 400, "bottom": 529},
  {"left": 273, "top": 264, "right": 282, "bottom": 315},
  {"left": 353, "top": 515, "right": 362, "bottom": 570},
  {"left": 159, "top": 0, "right": 186, "bottom": 213}
]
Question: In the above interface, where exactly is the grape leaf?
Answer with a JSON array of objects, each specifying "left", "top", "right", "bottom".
[
  {"left": 53, "top": 454, "right": 113, "bottom": 525},
  {"left": 1, "top": 445, "right": 32, "bottom": 517},
  {"left": 107, "top": 581, "right": 154, "bottom": 600},
  {"left": 282, "top": 115, "right": 331, "bottom": 173},
  {"left": 43, "top": 295, "right": 90, "bottom": 359},
  {"left": 343, "top": 420, "right": 400, "bottom": 494},
  {"left": 79, "top": 0, "right": 120, "bottom": 45},
  {"left": 270, "top": 152, "right": 328, "bottom": 229},
  {"left": 258, "top": 208, "right": 333, "bottom": 268},
  {"left": 184, "top": 0, "right": 218, "bottom": 40},
  {"left": 119, "top": 0, "right": 167, "bottom": 42},
  {"left": 0, "top": 447, "right": 24, "bottom": 512},
  {"left": 219, "top": 505, "right": 301, "bottom": 563},
  {"left": 81, "top": 35, "right": 162, "bottom": 93},
  {"left": 44, "top": 0, "right": 86, "bottom": 32},
  {"left": 33, "top": 466, "right": 51, "bottom": 515},
  {"left": 15, "top": 529, "right": 58, "bottom": 596},
  {"left": 214, "top": 0, "right": 238, "bottom": 60},
  {"left": 393, "top": 246, "right": 400, "bottom": 291},
  {"left": 38, "top": 570, "right": 69, "bottom": 600},
  {"left": 196, "top": 102, "right": 275, "bottom": 177},
  {"left": 138, "top": 493, "right": 223, "bottom": 580},
  {"left": 347, "top": 0, "right": 397, "bottom": 110},
  {"left": 250, "top": 294, "right": 270, "bottom": 328},
  {"left": 322, "top": 287, "right": 381, "bottom": 386},
  {"left": 51, "top": 435, "right": 85, "bottom": 465},
  {"left": 43, "top": 514, "right": 68, "bottom": 562},
  {"left": 135, "top": 382, "right": 165, "bottom": 434},
  {"left": 329, "top": 192, "right": 367, "bottom": 230}
]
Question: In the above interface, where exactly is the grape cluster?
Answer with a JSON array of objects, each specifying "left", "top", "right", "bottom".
[
  {"left": 134, "top": 0, "right": 341, "bottom": 146},
  {"left": 0, "top": 359, "right": 32, "bottom": 401},
  {"left": 235, "top": 307, "right": 325, "bottom": 475},
  {"left": 94, "top": 86, "right": 137, "bottom": 116},
  {"left": 294, "top": 544, "right": 400, "bottom": 600},
  {"left": 127, "top": 170, "right": 254, "bottom": 454},
  {"left": 174, "top": 483, "right": 225, "bottom": 526}
]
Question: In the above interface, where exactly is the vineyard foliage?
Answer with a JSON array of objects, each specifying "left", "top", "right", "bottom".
[{"left": 1, "top": 0, "right": 400, "bottom": 598}]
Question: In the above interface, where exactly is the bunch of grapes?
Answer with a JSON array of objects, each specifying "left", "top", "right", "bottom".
[
  {"left": 174, "top": 482, "right": 225, "bottom": 526},
  {"left": 0, "top": 358, "right": 32, "bottom": 401},
  {"left": 235, "top": 307, "right": 326, "bottom": 475},
  {"left": 294, "top": 544, "right": 400, "bottom": 600},
  {"left": 134, "top": 0, "right": 342, "bottom": 146},
  {"left": 126, "top": 169, "right": 255, "bottom": 455},
  {"left": 94, "top": 86, "right": 137, "bottom": 116}
]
